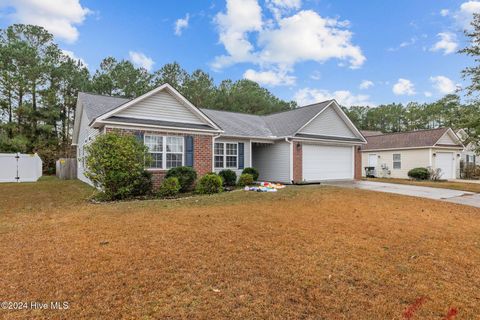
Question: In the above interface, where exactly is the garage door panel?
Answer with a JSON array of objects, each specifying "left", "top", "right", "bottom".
[
  {"left": 436, "top": 152, "right": 454, "bottom": 180},
  {"left": 303, "top": 145, "right": 353, "bottom": 181}
]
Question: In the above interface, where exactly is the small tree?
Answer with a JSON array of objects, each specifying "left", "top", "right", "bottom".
[{"left": 85, "top": 132, "right": 152, "bottom": 200}]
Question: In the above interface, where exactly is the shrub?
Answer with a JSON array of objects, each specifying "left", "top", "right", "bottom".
[
  {"left": 237, "top": 173, "right": 254, "bottom": 186},
  {"left": 408, "top": 167, "right": 430, "bottom": 180},
  {"left": 196, "top": 173, "right": 223, "bottom": 194},
  {"left": 219, "top": 169, "right": 237, "bottom": 186},
  {"left": 242, "top": 167, "right": 259, "bottom": 181},
  {"left": 158, "top": 177, "right": 181, "bottom": 198},
  {"left": 131, "top": 171, "right": 153, "bottom": 197},
  {"left": 85, "top": 132, "right": 152, "bottom": 200},
  {"left": 165, "top": 166, "right": 197, "bottom": 192}
]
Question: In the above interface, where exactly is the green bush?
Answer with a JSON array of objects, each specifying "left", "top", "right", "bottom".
[
  {"left": 158, "top": 177, "right": 181, "bottom": 198},
  {"left": 131, "top": 171, "right": 153, "bottom": 197},
  {"left": 408, "top": 167, "right": 430, "bottom": 180},
  {"left": 218, "top": 169, "right": 237, "bottom": 186},
  {"left": 237, "top": 173, "right": 254, "bottom": 186},
  {"left": 85, "top": 132, "right": 152, "bottom": 200},
  {"left": 165, "top": 166, "right": 197, "bottom": 192},
  {"left": 242, "top": 167, "right": 259, "bottom": 181},
  {"left": 196, "top": 173, "right": 223, "bottom": 194}
]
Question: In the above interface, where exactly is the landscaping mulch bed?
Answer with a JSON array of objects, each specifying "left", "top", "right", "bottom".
[{"left": 0, "top": 178, "right": 479, "bottom": 319}]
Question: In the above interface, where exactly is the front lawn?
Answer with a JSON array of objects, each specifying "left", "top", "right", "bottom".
[
  {"left": 365, "top": 177, "right": 480, "bottom": 193},
  {"left": 0, "top": 178, "right": 479, "bottom": 319}
]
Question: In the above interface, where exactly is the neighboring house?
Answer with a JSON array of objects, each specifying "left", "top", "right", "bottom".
[
  {"left": 361, "top": 130, "right": 383, "bottom": 137},
  {"left": 360, "top": 128, "right": 464, "bottom": 180},
  {"left": 72, "top": 83, "right": 367, "bottom": 187},
  {"left": 456, "top": 129, "right": 478, "bottom": 166}
]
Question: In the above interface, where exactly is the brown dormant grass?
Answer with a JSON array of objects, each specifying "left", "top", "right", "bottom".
[
  {"left": 0, "top": 178, "right": 479, "bottom": 319},
  {"left": 366, "top": 177, "right": 480, "bottom": 193}
]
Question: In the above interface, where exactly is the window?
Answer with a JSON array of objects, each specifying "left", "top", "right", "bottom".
[
  {"left": 144, "top": 135, "right": 184, "bottom": 169},
  {"left": 214, "top": 143, "right": 224, "bottom": 168},
  {"left": 166, "top": 136, "right": 184, "bottom": 169},
  {"left": 393, "top": 154, "right": 401, "bottom": 169},
  {"left": 466, "top": 155, "right": 476, "bottom": 164},
  {"left": 145, "top": 135, "right": 163, "bottom": 168},
  {"left": 214, "top": 142, "right": 238, "bottom": 169},
  {"left": 226, "top": 143, "right": 238, "bottom": 168}
]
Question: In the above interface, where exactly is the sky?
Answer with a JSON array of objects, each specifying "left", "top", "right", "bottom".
[{"left": 0, "top": 0, "right": 479, "bottom": 107}]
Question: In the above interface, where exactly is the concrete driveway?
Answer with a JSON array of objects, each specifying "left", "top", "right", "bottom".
[{"left": 326, "top": 181, "right": 480, "bottom": 209}]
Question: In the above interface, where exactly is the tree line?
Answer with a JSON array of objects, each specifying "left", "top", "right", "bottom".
[{"left": 343, "top": 94, "right": 480, "bottom": 139}]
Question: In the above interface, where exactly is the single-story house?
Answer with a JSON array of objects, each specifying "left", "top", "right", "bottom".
[
  {"left": 456, "top": 129, "right": 478, "bottom": 166},
  {"left": 360, "top": 128, "right": 464, "bottom": 180},
  {"left": 72, "top": 83, "right": 367, "bottom": 187}
]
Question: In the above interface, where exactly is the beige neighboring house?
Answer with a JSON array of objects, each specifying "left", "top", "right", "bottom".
[
  {"left": 456, "top": 129, "right": 478, "bottom": 166},
  {"left": 360, "top": 128, "right": 464, "bottom": 180}
]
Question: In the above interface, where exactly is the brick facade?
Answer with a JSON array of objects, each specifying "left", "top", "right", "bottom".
[
  {"left": 354, "top": 146, "right": 362, "bottom": 180},
  {"left": 105, "top": 127, "right": 213, "bottom": 188},
  {"left": 292, "top": 141, "right": 303, "bottom": 184}
]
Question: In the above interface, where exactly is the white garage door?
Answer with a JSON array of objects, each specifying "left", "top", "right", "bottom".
[
  {"left": 436, "top": 152, "right": 454, "bottom": 180},
  {"left": 303, "top": 144, "right": 353, "bottom": 181}
]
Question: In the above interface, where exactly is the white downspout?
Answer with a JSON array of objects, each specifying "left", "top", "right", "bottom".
[
  {"left": 212, "top": 133, "right": 222, "bottom": 172},
  {"left": 285, "top": 137, "right": 293, "bottom": 184}
]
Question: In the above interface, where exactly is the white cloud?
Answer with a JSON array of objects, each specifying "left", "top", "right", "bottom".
[
  {"left": 243, "top": 68, "right": 296, "bottom": 86},
  {"left": 212, "top": 0, "right": 263, "bottom": 69},
  {"left": 440, "top": 9, "right": 450, "bottom": 17},
  {"left": 0, "top": 0, "right": 90, "bottom": 43},
  {"left": 454, "top": 1, "right": 480, "bottom": 29},
  {"left": 257, "top": 10, "right": 365, "bottom": 69},
  {"left": 128, "top": 51, "right": 155, "bottom": 71},
  {"left": 212, "top": 1, "right": 365, "bottom": 86},
  {"left": 424, "top": 91, "right": 433, "bottom": 98},
  {"left": 430, "top": 76, "right": 459, "bottom": 95},
  {"left": 430, "top": 32, "right": 458, "bottom": 55},
  {"left": 393, "top": 78, "right": 416, "bottom": 96},
  {"left": 294, "top": 88, "right": 373, "bottom": 107},
  {"left": 359, "top": 80, "right": 374, "bottom": 90},
  {"left": 174, "top": 13, "right": 190, "bottom": 36},
  {"left": 61, "top": 49, "right": 88, "bottom": 67},
  {"left": 266, "top": 0, "right": 302, "bottom": 19}
]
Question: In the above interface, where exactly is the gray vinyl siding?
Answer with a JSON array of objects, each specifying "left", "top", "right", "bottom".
[
  {"left": 77, "top": 109, "right": 100, "bottom": 186},
  {"left": 300, "top": 106, "right": 356, "bottom": 138},
  {"left": 116, "top": 91, "right": 206, "bottom": 124},
  {"left": 252, "top": 141, "right": 291, "bottom": 183},
  {"left": 436, "top": 132, "right": 457, "bottom": 145},
  {"left": 213, "top": 138, "right": 251, "bottom": 178}
]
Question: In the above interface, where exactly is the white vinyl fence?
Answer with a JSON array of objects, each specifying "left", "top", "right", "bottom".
[{"left": 0, "top": 153, "right": 42, "bottom": 183}]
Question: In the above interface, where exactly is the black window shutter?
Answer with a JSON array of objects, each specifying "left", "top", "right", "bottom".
[
  {"left": 185, "top": 136, "right": 194, "bottom": 167},
  {"left": 238, "top": 142, "right": 244, "bottom": 169}
]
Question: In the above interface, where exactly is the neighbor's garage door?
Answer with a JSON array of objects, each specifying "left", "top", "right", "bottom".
[
  {"left": 435, "top": 152, "right": 454, "bottom": 180},
  {"left": 302, "top": 144, "right": 353, "bottom": 181}
]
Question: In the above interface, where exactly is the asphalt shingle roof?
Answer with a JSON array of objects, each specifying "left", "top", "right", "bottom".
[
  {"left": 78, "top": 93, "right": 337, "bottom": 139},
  {"left": 362, "top": 128, "right": 460, "bottom": 150},
  {"left": 200, "top": 100, "right": 333, "bottom": 138},
  {"left": 200, "top": 109, "right": 274, "bottom": 137},
  {"left": 79, "top": 92, "right": 129, "bottom": 122}
]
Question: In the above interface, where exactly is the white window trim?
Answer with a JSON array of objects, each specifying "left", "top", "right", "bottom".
[
  {"left": 214, "top": 142, "right": 238, "bottom": 169},
  {"left": 144, "top": 134, "right": 184, "bottom": 170},
  {"left": 393, "top": 153, "right": 401, "bottom": 169}
]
